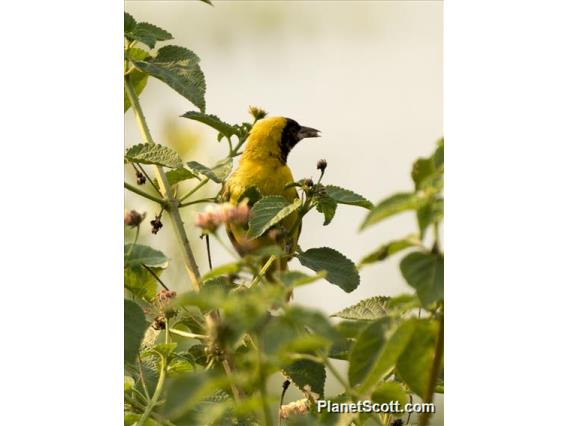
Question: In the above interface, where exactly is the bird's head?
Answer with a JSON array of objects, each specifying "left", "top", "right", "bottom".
[{"left": 243, "top": 116, "right": 320, "bottom": 164}]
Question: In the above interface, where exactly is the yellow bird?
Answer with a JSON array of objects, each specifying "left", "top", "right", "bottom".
[{"left": 223, "top": 116, "right": 320, "bottom": 271}]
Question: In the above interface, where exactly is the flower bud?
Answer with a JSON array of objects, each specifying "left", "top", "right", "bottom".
[{"left": 316, "top": 159, "right": 327, "bottom": 171}]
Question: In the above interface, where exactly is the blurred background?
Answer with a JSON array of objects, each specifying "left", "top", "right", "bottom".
[{"left": 125, "top": 0, "right": 442, "bottom": 423}]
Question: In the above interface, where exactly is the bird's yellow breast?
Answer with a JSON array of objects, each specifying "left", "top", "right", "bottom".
[{"left": 227, "top": 158, "right": 297, "bottom": 205}]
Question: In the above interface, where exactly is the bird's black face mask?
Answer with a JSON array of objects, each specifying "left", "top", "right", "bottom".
[{"left": 280, "top": 118, "right": 321, "bottom": 163}]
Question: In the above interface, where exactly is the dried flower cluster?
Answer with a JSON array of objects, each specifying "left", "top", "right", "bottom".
[
  {"left": 124, "top": 210, "right": 146, "bottom": 227},
  {"left": 248, "top": 105, "right": 267, "bottom": 121},
  {"left": 195, "top": 202, "right": 250, "bottom": 233},
  {"left": 150, "top": 215, "right": 163, "bottom": 234},
  {"left": 135, "top": 170, "right": 146, "bottom": 185}
]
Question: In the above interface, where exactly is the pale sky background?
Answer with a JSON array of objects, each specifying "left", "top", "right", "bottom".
[{"left": 125, "top": 1, "right": 442, "bottom": 421}]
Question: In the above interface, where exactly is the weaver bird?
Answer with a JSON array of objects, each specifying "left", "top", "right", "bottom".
[{"left": 223, "top": 116, "right": 320, "bottom": 272}]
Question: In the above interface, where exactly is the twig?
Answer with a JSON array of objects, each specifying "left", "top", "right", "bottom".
[
  {"left": 125, "top": 181, "right": 164, "bottom": 205},
  {"left": 142, "top": 264, "right": 170, "bottom": 291},
  {"left": 205, "top": 234, "right": 213, "bottom": 269},
  {"left": 418, "top": 315, "right": 444, "bottom": 426},
  {"left": 179, "top": 177, "right": 209, "bottom": 202},
  {"left": 169, "top": 328, "right": 207, "bottom": 339},
  {"left": 250, "top": 255, "right": 277, "bottom": 287},
  {"left": 179, "top": 197, "right": 217, "bottom": 208}
]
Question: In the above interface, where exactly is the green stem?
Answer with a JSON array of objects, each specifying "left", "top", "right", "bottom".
[
  {"left": 125, "top": 75, "right": 202, "bottom": 291},
  {"left": 250, "top": 255, "right": 277, "bottom": 287},
  {"left": 142, "top": 264, "right": 170, "bottom": 291},
  {"left": 135, "top": 353, "right": 167, "bottom": 426},
  {"left": 125, "top": 182, "right": 164, "bottom": 205},
  {"left": 322, "top": 356, "right": 354, "bottom": 396},
  {"left": 126, "top": 226, "right": 140, "bottom": 256},
  {"left": 256, "top": 338, "right": 273, "bottom": 426},
  {"left": 179, "top": 197, "right": 216, "bottom": 208},
  {"left": 169, "top": 328, "right": 207, "bottom": 340},
  {"left": 125, "top": 74, "right": 245, "bottom": 402},
  {"left": 137, "top": 354, "right": 150, "bottom": 401},
  {"left": 135, "top": 163, "right": 162, "bottom": 195},
  {"left": 125, "top": 395, "right": 176, "bottom": 426},
  {"left": 419, "top": 315, "right": 444, "bottom": 426},
  {"left": 179, "top": 178, "right": 210, "bottom": 202}
]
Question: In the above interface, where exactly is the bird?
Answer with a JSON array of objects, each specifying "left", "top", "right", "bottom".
[{"left": 223, "top": 116, "right": 320, "bottom": 275}]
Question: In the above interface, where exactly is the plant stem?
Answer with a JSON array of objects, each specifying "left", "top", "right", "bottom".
[
  {"left": 322, "top": 356, "right": 354, "bottom": 396},
  {"left": 137, "top": 354, "right": 150, "bottom": 401},
  {"left": 256, "top": 338, "right": 273, "bottom": 426},
  {"left": 169, "top": 328, "right": 207, "bottom": 339},
  {"left": 142, "top": 264, "right": 170, "bottom": 291},
  {"left": 125, "top": 76, "right": 202, "bottom": 291},
  {"left": 125, "top": 181, "right": 164, "bottom": 205},
  {"left": 419, "top": 315, "right": 444, "bottom": 426},
  {"left": 135, "top": 352, "right": 167, "bottom": 426},
  {"left": 125, "top": 395, "right": 176, "bottom": 426},
  {"left": 250, "top": 255, "right": 277, "bottom": 287},
  {"left": 125, "top": 75, "right": 245, "bottom": 402},
  {"left": 179, "top": 197, "right": 216, "bottom": 208},
  {"left": 135, "top": 163, "right": 162, "bottom": 195},
  {"left": 179, "top": 177, "right": 209, "bottom": 202}
]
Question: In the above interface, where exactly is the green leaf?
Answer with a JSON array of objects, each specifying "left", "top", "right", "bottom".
[
  {"left": 165, "top": 167, "right": 199, "bottom": 185},
  {"left": 124, "top": 413, "right": 160, "bottom": 426},
  {"left": 328, "top": 339, "right": 353, "bottom": 361},
  {"left": 125, "top": 143, "right": 183, "bottom": 169},
  {"left": 348, "top": 319, "right": 389, "bottom": 386},
  {"left": 187, "top": 344, "right": 208, "bottom": 366},
  {"left": 359, "top": 235, "right": 421, "bottom": 265},
  {"left": 186, "top": 158, "right": 232, "bottom": 183},
  {"left": 332, "top": 296, "right": 391, "bottom": 321},
  {"left": 412, "top": 157, "right": 435, "bottom": 189},
  {"left": 284, "top": 306, "right": 339, "bottom": 341},
  {"left": 237, "top": 185, "right": 262, "bottom": 206},
  {"left": 361, "top": 192, "right": 421, "bottom": 230},
  {"left": 124, "top": 265, "right": 158, "bottom": 300},
  {"left": 433, "top": 138, "right": 444, "bottom": 169},
  {"left": 297, "top": 247, "right": 360, "bottom": 293},
  {"left": 124, "top": 244, "right": 168, "bottom": 268},
  {"left": 124, "top": 49, "right": 149, "bottom": 112},
  {"left": 325, "top": 185, "right": 373, "bottom": 209},
  {"left": 124, "top": 300, "right": 148, "bottom": 364},
  {"left": 316, "top": 195, "right": 337, "bottom": 226},
  {"left": 153, "top": 342, "right": 178, "bottom": 358},
  {"left": 124, "top": 375, "right": 135, "bottom": 391},
  {"left": 349, "top": 319, "right": 416, "bottom": 391},
  {"left": 400, "top": 251, "right": 444, "bottom": 307},
  {"left": 247, "top": 196, "right": 302, "bottom": 239},
  {"left": 417, "top": 198, "right": 443, "bottom": 237},
  {"left": 132, "top": 45, "right": 206, "bottom": 112},
  {"left": 130, "top": 22, "right": 173, "bottom": 48},
  {"left": 371, "top": 382, "right": 409, "bottom": 408},
  {"left": 283, "top": 359, "right": 326, "bottom": 398},
  {"left": 163, "top": 370, "right": 225, "bottom": 420},
  {"left": 336, "top": 320, "right": 369, "bottom": 339},
  {"left": 182, "top": 111, "right": 238, "bottom": 140},
  {"left": 358, "top": 319, "right": 417, "bottom": 393},
  {"left": 124, "top": 12, "right": 136, "bottom": 33},
  {"left": 201, "top": 261, "right": 241, "bottom": 281},
  {"left": 396, "top": 319, "right": 439, "bottom": 398},
  {"left": 276, "top": 270, "right": 326, "bottom": 288}
]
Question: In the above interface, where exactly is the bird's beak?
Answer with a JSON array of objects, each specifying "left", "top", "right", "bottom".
[{"left": 297, "top": 125, "right": 321, "bottom": 140}]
